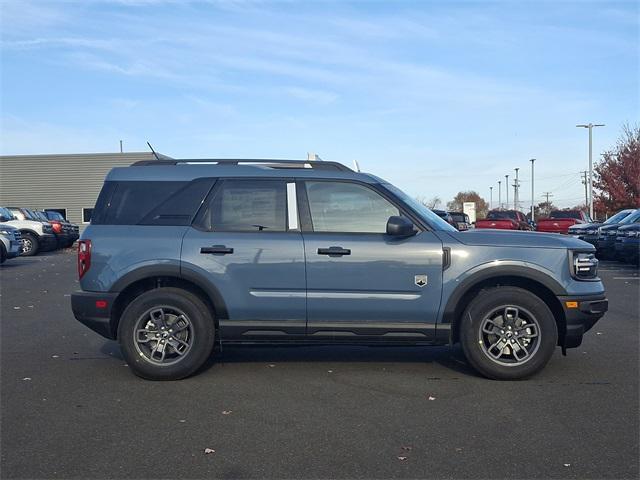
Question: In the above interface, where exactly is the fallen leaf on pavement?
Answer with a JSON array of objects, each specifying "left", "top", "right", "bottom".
[
  {"left": 397, "top": 456, "right": 408, "bottom": 461},
  {"left": 222, "top": 410, "right": 232, "bottom": 415},
  {"left": 22, "top": 377, "right": 31, "bottom": 381},
  {"left": 204, "top": 448, "right": 215, "bottom": 454},
  {"left": 428, "top": 396, "right": 436, "bottom": 401}
]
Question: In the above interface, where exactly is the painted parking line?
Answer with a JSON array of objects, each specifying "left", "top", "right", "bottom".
[{"left": 612, "top": 277, "right": 640, "bottom": 280}]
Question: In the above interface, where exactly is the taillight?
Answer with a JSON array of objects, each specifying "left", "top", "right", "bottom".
[
  {"left": 51, "top": 222, "right": 62, "bottom": 233},
  {"left": 78, "top": 240, "right": 91, "bottom": 279}
]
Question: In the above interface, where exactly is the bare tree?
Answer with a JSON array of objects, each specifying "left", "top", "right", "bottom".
[{"left": 415, "top": 196, "right": 442, "bottom": 209}]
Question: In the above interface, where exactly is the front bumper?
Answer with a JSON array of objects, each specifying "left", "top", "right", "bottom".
[
  {"left": 40, "top": 233, "right": 58, "bottom": 251},
  {"left": 558, "top": 293, "right": 608, "bottom": 348},
  {"left": 71, "top": 291, "right": 119, "bottom": 340}
]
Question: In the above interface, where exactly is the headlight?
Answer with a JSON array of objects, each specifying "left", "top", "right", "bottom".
[
  {"left": 606, "top": 229, "right": 617, "bottom": 236},
  {"left": 0, "top": 229, "right": 12, "bottom": 236},
  {"left": 571, "top": 229, "right": 584, "bottom": 235},
  {"left": 586, "top": 229, "right": 597, "bottom": 235},
  {"left": 570, "top": 251, "right": 599, "bottom": 280},
  {"left": 627, "top": 230, "right": 639, "bottom": 238}
]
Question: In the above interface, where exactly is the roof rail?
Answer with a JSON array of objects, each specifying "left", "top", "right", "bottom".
[{"left": 130, "top": 158, "right": 353, "bottom": 172}]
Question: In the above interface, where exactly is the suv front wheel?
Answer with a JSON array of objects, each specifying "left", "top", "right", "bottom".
[
  {"left": 460, "top": 286, "right": 558, "bottom": 380},
  {"left": 118, "top": 288, "right": 216, "bottom": 380}
]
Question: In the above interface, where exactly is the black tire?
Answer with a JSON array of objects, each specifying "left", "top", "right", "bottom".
[
  {"left": 118, "top": 288, "right": 216, "bottom": 380},
  {"left": 460, "top": 286, "right": 558, "bottom": 380},
  {"left": 0, "top": 244, "right": 6, "bottom": 264},
  {"left": 21, "top": 233, "right": 39, "bottom": 256}
]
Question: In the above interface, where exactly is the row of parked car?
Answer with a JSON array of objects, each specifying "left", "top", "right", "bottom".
[
  {"left": 568, "top": 208, "right": 640, "bottom": 264},
  {"left": 430, "top": 207, "right": 638, "bottom": 264},
  {"left": 0, "top": 206, "right": 79, "bottom": 263},
  {"left": 470, "top": 207, "right": 639, "bottom": 264}
]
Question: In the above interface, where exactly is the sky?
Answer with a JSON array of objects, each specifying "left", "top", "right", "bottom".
[{"left": 1, "top": 0, "right": 638, "bottom": 209}]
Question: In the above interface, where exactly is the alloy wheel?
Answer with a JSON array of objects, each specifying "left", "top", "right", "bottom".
[
  {"left": 478, "top": 305, "right": 541, "bottom": 366},
  {"left": 133, "top": 306, "right": 194, "bottom": 366}
]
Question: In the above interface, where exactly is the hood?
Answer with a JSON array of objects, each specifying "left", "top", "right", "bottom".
[
  {"left": 568, "top": 222, "right": 603, "bottom": 231},
  {"left": 618, "top": 223, "right": 640, "bottom": 232},
  {"left": 447, "top": 229, "right": 592, "bottom": 249},
  {"left": 0, "top": 223, "right": 18, "bottom": 232},
  {"left": 600, "top": 223, "right": 624, "bottom": 231}
]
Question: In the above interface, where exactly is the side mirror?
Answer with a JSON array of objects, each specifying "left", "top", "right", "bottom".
[{"left": 386, "top": 216, "right": 416, "bottom": 237}]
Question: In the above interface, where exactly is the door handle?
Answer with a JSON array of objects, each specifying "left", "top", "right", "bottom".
[
  {"left": 317, "top": 246, "right": 351, "bottom": 256},
  {"left": 200, "top": 245, "right": 234, "bottom": 255}
]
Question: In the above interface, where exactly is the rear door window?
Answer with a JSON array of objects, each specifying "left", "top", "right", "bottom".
[{"left": 196, "top": 180, "right": 287, "bottom": 232}]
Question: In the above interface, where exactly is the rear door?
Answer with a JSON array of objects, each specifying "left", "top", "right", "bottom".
[
  {"left": 181, "top": 178, "right": 306, "bottom": 340},
  {"left": 298, "top": 180, "right": 443, "bottom": 341}
]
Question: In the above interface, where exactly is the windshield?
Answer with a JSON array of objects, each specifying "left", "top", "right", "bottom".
[
  {"left": 46, "top": 211, "right": 64, "bottom": 221},
  {"left": 449, "top": 213, "right": 468, "bottom": 223},
  {"left": 618, "top": 209, "right": 640, "bottom": 224},
  {"left": 381, "top": 183, "right": 457, "bottom": 232},
  {"left": 604, "top": 209, "right": 634, "bottom": 224},
  {"left": 0, "top": 207, "right": 14, "bottom": 220},
  {"left": 487, "top": 211, "right": 517, "bottom": 220}
]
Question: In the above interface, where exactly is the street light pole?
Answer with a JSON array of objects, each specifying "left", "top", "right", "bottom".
[
  {"left": 514, "top": 168, "right": 519, "bottom": 210},
  {"left": 576, "top": 123, "right": 604, "bottom": 219},
  {"left": 490, "top": 186, "right": 493, "bottom": 210},
  {"left": 498, "top": 181, "right": 502, "bottom": 209},
  {"left": 530, "top": 158, "right": 536, "bottom": 221},
  {"left": 505, "top": 175, "right": 509, "bottom": 208}
]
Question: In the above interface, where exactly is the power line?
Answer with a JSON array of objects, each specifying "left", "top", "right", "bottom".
[{"left": 542, "top": 192, "right": 553, "bottom": 204}]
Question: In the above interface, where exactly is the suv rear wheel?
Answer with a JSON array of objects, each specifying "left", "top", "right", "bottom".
[
  {"left": 460, "top": 286, "right": 557, "bottom": 380},
  {"left": 118, "top": 288, "right": 216, "bottom": 380}
]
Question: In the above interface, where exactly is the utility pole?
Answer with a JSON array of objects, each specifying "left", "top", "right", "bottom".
[
  {"left": 498, "top": 181, "right": 502, "bottom": 209},
  {"left": 489, "top": 186, "right": 493, "bottom": 210},
  {"left": 543, "top": 192, "right": 553, "bottom": 204},
  {"left": 576, "top": 123, "right": 604, "bottom": 219},
  {"left": 505, "top": 175, "right": 509, "bottom": 208},
  {"left": 530, "top": 159, "right": 536, "bottom": 221},
  {"left": 514, "top": 167, "right": 519, "bottom": 210},
  {"left": 581, "top": 171, "right": 589, "bottom": 208},
  {"left": 119, "top": 140, "right": 123, "bottom": 153}
]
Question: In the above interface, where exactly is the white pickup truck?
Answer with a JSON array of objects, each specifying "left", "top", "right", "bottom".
[{"left": 0, "top": 207, "right": 57, "bottom": 256}]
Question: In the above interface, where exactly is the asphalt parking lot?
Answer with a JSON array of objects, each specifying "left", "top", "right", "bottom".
[{"left": 1, "top": 250, "right": 638, "bottom": 479}]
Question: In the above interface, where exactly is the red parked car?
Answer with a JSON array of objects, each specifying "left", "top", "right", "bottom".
[
  {"left": 475, "top": 210, "right": 533, "bottom": 230},
  {"left": 536, "top": 210, "right": 590, "bottom": 234}
]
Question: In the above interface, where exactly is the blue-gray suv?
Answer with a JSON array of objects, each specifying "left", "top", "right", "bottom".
[{"left": 71, "top": 159, "right": 608, "bottom": 380}]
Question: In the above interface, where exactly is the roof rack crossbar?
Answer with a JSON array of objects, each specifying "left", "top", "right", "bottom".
[{"left": 130, "top": 158, "right": 352, "bottom": 171}]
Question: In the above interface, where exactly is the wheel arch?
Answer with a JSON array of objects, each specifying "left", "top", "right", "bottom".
[
  {"left": 19, "top": 229, "right": 40, "bottom": 238},
  {"left": 444, "top": 268, "right": 567, "bottom": 346},
  {"left": 109, "top": 266, "right": 228, "bottom": 339}
]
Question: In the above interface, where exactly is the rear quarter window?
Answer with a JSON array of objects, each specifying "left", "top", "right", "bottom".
[{"left": 92, "top": 179, "right": 215, "bottom": 226}]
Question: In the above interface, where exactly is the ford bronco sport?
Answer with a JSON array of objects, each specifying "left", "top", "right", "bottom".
[{"left": 71, "top": 159, "right": 608, "bottom": 380}]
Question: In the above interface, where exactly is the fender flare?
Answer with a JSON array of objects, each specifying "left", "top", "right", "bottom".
[
  {"left": 109, "top": 263, "right": 228, "bottom": 319},
  {"left": 18, "top": 229, "right": 40, "bottom": 238},
  {"left": 440, "top": 264, "right": 567, "bottom": 325}
]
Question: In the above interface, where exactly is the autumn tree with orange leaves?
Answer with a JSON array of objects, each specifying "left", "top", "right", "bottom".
[{"left": 593, "top": 124, "right": 640, "bottom": 217}]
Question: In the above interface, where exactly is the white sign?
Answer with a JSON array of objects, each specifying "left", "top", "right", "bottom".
[{"left": 463, "top": 202, "right": 476, "bottom": 224}]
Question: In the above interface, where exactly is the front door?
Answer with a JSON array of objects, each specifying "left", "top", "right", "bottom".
[
  {"left": 299, "top": 180, "right": 443, "bottom": 341},
  {"left": 181, "top": 179, "right": 306, "bottom": 340}
]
